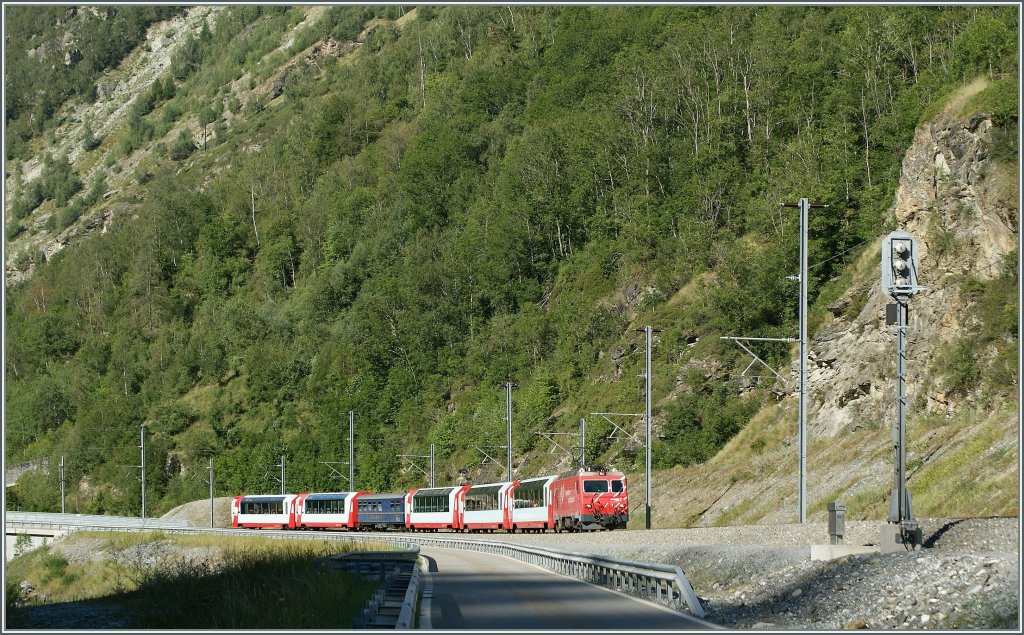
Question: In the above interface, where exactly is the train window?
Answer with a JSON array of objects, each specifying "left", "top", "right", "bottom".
[
  {"left": 583, "top": 480, "right": 609, "bottom": 493},
  {"left": 466, "top": 485, "right": 501, "bottom": 511},
  {"left": 515, "top": 481, "right": 545, "bottom": 508},
  {"left": 414, "top": 494, "right": 449, "bottom": 513},
  {"left": 611, "top": 480, "right": 623, "bottom": 493}
]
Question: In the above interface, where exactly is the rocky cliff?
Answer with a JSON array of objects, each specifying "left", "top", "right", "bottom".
[{"left": 657, "top": 82, "right": 1019, "bottom": 526}]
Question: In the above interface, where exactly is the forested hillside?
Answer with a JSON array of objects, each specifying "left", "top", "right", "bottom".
[{"left": 4, "top": 6, "right": 1018, "bottom": 521}]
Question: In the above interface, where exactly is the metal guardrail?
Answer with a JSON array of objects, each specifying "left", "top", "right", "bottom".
[
  {"left": 5, "top": 512, "right": 194, "bottom": 530},
  {"left": 395, "top": 559, "right": 420, "bottom": 630},
  {"left": 8, "top": 517, "right": 704, "bottom": 620},
  {"left": 392, "top": 534, "right": 706, "bottom": 619},
  {"left": 315, "top": 547, "right": 421, "bottom": 628}
]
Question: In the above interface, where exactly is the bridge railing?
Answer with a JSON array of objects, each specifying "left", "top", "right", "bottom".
[
  {"left": 7, "top": 518, "right": 704, "bottom": 619},
  {"left": 380, "top": 533, "right": 706, "bottom": 619},
  {"left": 5, "top": 512, "right": 194, "bottom": 530}
]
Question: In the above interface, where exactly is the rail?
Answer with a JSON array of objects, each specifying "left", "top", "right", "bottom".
[{"left": 8, "top": 517, "right": 704, "bottom": 620}]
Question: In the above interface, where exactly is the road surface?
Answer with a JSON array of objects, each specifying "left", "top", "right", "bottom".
[{"left": 420, "top": 546, "right": 711, "bottom": 630}]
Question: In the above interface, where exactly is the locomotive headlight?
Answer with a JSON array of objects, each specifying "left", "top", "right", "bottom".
[{"left": 585, "top": 503, "right": 593, "bottom": 509}]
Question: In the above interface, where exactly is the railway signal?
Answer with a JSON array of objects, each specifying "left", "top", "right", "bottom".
[{"left": 881, "top": 231, "right": 925, "bottom": 551}]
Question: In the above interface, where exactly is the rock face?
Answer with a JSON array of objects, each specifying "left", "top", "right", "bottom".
[
  {"left": 661, "top": 90, "right": 1019, "bottom": 528},
  {"left": 805, "top": 105, "right": 1017, "bottom": 441}
]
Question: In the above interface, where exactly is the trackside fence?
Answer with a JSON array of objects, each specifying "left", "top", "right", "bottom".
[{"left": 6, "top": 515, "right": 704, "bottom": 620}]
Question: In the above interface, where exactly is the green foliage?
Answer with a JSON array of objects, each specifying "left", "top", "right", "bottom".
[
  {"left": 4, "top": 5, "right": 1017, "bottom": 515},
  {"left": 963, "top": 76, "right": 1019, "bottom": 163},
  {"left": 82, "top": 121, "right": 102, "bottom": 151},
  {"left": 949, "top": 14, "right": 1017, "bottom": 80},
  {"left": 55, "top": 172, "right": 106, "bottom": 230},
  {"left": 657, "top": 387, "right": 761, "bottom": 468},
  {"left": 4, "top": 6, "right": 183, "bottom": 159},
  {"left": 168, "top": 129, "right": 196, "bottom": 161},
  {"left": 941, "top": 258, "right": 1018, "bottom": 397}
]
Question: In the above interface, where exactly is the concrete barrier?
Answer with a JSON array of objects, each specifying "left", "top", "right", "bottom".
[{"left": 810, "top": 544, "right": 880, "bottom": 562}]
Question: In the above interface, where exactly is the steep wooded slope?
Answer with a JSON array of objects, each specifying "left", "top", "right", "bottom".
[{"left": 3, "top": 6, "right": 1018, "bottom": 523}]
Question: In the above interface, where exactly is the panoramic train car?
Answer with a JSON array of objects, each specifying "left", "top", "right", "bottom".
[
  {"left": 509, "top": 475, "right": 556, "bottom": 532},
  {"left": 294, "top": 491, "right": 367, "bottom": 529},
  {"left": 231, "top": 494, "right": 300, "bottom": 529},
  {"left": 355, "top": 492, "right": 409, "bottom": 530},
  {"left": 551, "top": 471, "right": 629, "bottom": 532},
  {"left": 407, "top": 485, "right": 470, "bottom": 531},
  {"left": 461, "top": 481, "right": 515, "bottom": 532}
]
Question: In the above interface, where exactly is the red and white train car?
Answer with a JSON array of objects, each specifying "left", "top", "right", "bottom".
[
  {"left": 407, "top": 485, "right": 470, "bottom": 531},
  {"left": 461, "top": 481, "right": 514, "bottom": 532},
  {"left": 551, "top": 471, "right": 628, "bottom": 532},
  {"left": 293, "top": 491, "right": 369, "bottom": 530},
  {"left": 231, "top": 494, "right": 300, "bottom": 529},
  {"left": 509, "top": 475, "right": 556, "bottom": 532}
]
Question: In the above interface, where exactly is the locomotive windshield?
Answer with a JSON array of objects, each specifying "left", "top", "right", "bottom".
[{"left": 583, "top": 479, "right": 624, "bottom": 493}]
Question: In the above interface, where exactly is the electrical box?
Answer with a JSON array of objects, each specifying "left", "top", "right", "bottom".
[{"left": 827, "top": 500, "right": 846, "bottom": 545}]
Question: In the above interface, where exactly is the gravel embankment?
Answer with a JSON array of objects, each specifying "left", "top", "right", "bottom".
[
  {"left": 482, "top": 517, "right": 1020, "bottom": 629},
  {"left": 7, "top": 517, "right": 1018, "bottom": 629}
]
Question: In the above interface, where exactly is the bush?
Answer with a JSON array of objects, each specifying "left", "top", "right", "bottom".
[
  {"left": 56, "top": 172, "right": 107, "bottom": 230},
  {"left": 169, "top": 129, "right": 196, "bottom": 161},
  {"left": 82, "top": 123, "right": 102, "bottom": 151},
  {"left": 6, "top": 221, "right": 27, "bottom": 240}
]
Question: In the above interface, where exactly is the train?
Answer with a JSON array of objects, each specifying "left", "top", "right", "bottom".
[{"left": 231, "top": 470, "right": 629, "bottom": 533}]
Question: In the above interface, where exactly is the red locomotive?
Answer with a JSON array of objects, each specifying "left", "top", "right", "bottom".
[{"left": 551, "top": 470, "right": 629, "bottom": 532}]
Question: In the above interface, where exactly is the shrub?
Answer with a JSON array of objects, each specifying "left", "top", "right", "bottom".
[
  {"left": 169, "top": 129, "right": 196, "bottom": 161},
  {"left": 6, "top": 221, "right": 27, "bottom": 240}
]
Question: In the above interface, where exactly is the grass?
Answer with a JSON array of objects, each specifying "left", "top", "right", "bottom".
[{"left": 6, "top": 531, "right": 381, "bottom": 629}]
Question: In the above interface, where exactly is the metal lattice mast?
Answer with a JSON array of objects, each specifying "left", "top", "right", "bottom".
[
  {"left": 429, "top": 444, "right": 435, "bottom": 488},
  {"left": 209, "top": 458, "right": 215, "bottom": 528},
  {"left": 798, "top": 197, "right": 808, "bottom": 524},
  {"left": 645, "top": 325, "right": 653, "bottom": 530},
  {"left": 140, "top": 425, "right": 147, "bottom": 519},
  {"left": 280, "top": 455, "right": 286, "bottom": 495},
  {"left": 895, "top": 301, "right": 908, "bottom": 521},
  {"left": 506, "top": 382, "right": 513, "bottom": 480},
  {"left": 782, "top": 197, "right": 826, "bottom": 523},
  {"left": 60, "top": 456, "right": 66, "bottom": 514},
  {"left": 349, "top": 411, "right": 355, "bottom": 490},
  {"left": 579, "top": 417, "right": 586, "bottom": 469}
]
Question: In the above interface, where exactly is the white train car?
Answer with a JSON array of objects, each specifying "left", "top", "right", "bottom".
[
  {"left": 231, "top": 494, "right": 299, "bottom": 529},
  {"left": 294, "top": 491, "right": 365, "bottom": 529},
  {"left": 509, "top": 475, "right": 556, "bottom": 532},
  {"left": 462, "top": 481, "right": 514, "bottom": 531},
  {"left": 407, "top": 485, "right": 469, "bottom": 530}
]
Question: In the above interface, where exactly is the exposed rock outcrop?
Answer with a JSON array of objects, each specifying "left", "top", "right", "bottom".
[{"left": 810, "top": 102, "right": 1017, "bottom": 440}]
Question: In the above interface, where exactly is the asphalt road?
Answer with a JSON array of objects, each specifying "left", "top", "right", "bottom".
[{"left": 420, "top": 546, "right": 711, "bottom": 630}]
